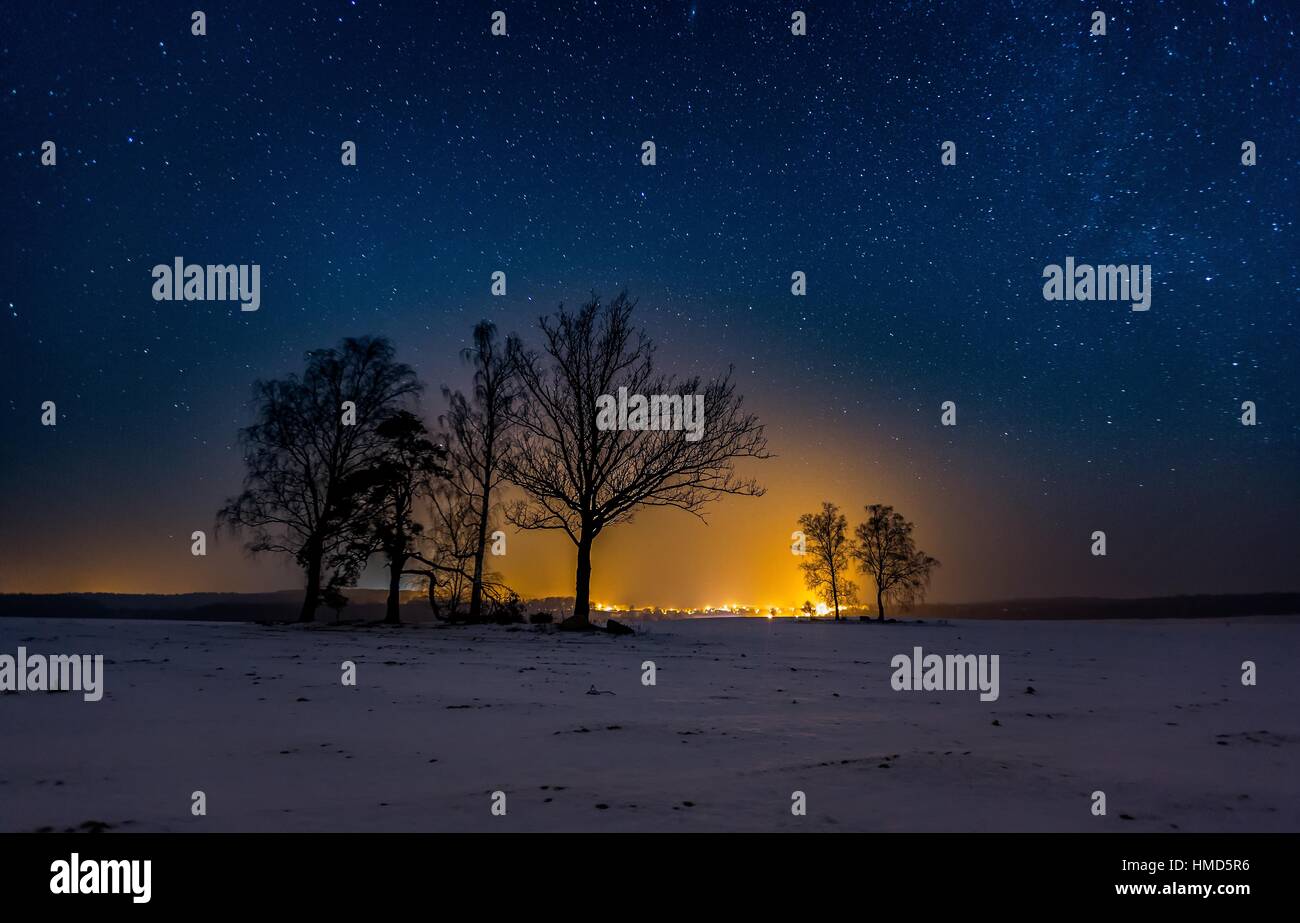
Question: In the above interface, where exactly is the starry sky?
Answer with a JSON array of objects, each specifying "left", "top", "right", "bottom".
[{"left": 1, "top": 1, "right": 1297, "bottom": 607}]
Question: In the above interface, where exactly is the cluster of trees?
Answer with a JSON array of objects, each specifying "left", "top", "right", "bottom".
[
  {"left": 220, "top": 292, "right": 769, "bottom": 626},
  {"left": 797, "top": 502, "right": 940, "bottom": 620}
]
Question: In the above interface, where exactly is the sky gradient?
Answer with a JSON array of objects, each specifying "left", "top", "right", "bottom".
[{"left": 2, "top": 1, "right": 1297, "bottom": 608}]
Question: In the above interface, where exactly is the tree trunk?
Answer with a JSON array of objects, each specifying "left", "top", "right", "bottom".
[
  {"left": 427, "top": 575, "right": 443, "bottom": 620},
  {"left": 468, "top": 460, "right": 493, "bottom": 621},
  {"left": 876, "top": 586, "right": 885, "bottom": 621},
  {"left": 299, "top": 544, "right": 322, "bottom": 623},
  {"left": 571, "top": 531, "right": 593, "bottom": 625},
  {"left": 384, "top": 551, "right": 406, "bottom": 625}
]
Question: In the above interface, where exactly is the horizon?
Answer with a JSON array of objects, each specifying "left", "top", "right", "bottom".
[{"left": 6, "top": 585, "right": 1299, "bottom": 613}]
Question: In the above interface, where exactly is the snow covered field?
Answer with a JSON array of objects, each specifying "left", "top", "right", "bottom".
[{"left": 1, "top": 615, "right": 1297, "bottom": 832}]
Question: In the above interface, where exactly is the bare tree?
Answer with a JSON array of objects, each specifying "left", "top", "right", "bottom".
[
  {"left": 797, "top": 502, "right": 858, "bottom": 621},
  {"left": 218, "top": 337, "right": 420, "bottom": 622},
  {"left": 439, "top": 321, "right": 519, "bottom": 622},
  {"left": 411, "top": 484, "right": 476, "bottom": 619},
  {"left": 401, "top": 481, "right": 511, "bottom": 621},
  {"left": 504, "top": 292, "right": 769, "bottom": 627},
  {"left": 852, "top": 504, "right": 940, "bottom": 620}
]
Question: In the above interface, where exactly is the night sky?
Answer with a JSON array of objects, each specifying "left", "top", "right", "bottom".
[{"left": 1, "top": 1, "right": 1296, "bottom": 607}]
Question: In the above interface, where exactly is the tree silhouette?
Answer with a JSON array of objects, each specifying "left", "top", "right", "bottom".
[
  {"left": 797, "top": 502, "right": 858, "bottom": 620},
  {"left": 321, "top": 578, "right": 349, "bottom": 624},
  {"left": 504, "top": 292, "right": 769, "bottom": 627},
  {"left": 409, "top": 484, "right": 475, "bottom": 619},
  {"left": 218, "top": 337, "right": 420, "bottom": 622},
  {"left": 348, "top": 409, "right": 445, "bottom": 625},
  {"left": 408, "top": 482, "right": 510, "bottom": 621},
  {"left": 439, "top": 321, "right": 519, "bottom": 622},
  {"left": 852, "top": 504, "right": 940, "bottom": 620}
]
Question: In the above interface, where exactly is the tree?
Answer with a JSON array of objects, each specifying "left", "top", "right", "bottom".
[
  {"left": 439, "top": 321, "right": 519, "bottom": 622},
  {"left": 412, "top": 484, "right": 477, "bottom": 619},
  {"left": 797, "top": 502, "right": 858, "bottom": 621},
  {"left": 219, "top": 337, "right": 421, "bottom": 622},
  {"left": 852, "top": 504, "right": 940, "bottom": 620},
  {"left": 504, "top": 292, "right": 769, "bottom": 627},
  {"left": 405, "top": 481, "right": 511, "bottom": 622},
  {"left": 800, "top": 600, "right": 815, "bottom": 619},
  {"left": 348, "top": 410, "right": 445, "bottom": 625},
  {"left": 321, "top": 578, "right": 350, "bottom": 624}
]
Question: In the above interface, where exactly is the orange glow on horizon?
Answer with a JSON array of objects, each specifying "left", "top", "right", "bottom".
[{"left": 0, "top": 415, "right": 968, "bottom": 607}]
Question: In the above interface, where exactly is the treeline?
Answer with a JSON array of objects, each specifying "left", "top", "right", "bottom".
[
  {"left": 796, "top": 502, "right": 940, "bottom": 620},
  {"left": 219, "top": 292, "right": 768, "bottom": 627}
]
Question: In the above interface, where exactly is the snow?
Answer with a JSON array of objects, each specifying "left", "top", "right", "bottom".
[{"left": 1, "top": 615, "right": 1296, "bottom": 832}]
